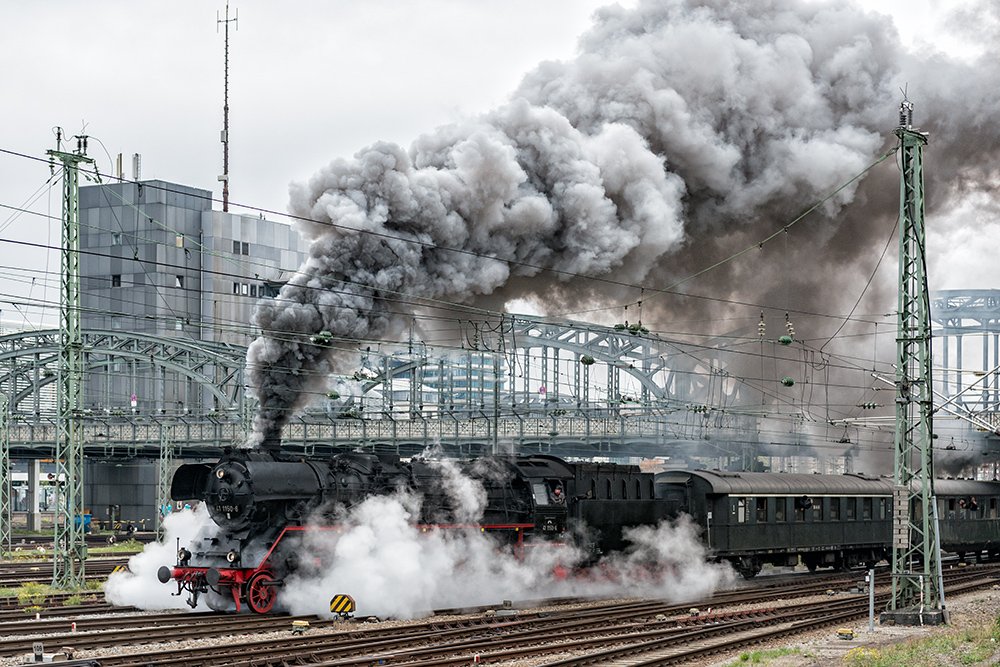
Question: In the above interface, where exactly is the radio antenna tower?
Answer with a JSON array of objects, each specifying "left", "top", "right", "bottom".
[
  {"left": 218, "top": 3, "right": 238, "bottom": 212},
  {"left": 880, "top": 98, "right": 947, "bottom": 626}
]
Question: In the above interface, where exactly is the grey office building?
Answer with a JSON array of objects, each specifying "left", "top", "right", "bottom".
[{"left": 78, "top": 179, "right": 308, "bottom": 415}]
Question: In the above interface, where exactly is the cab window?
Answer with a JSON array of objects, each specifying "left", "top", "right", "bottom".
[{"left": 532, "top": 482, "right": 549, "bottom": 505}]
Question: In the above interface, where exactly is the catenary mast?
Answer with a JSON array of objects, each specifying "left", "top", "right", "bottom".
[
  {"left": 881, "top": 100, "right": 947, "bottom": 626},
  {"left": 49, "top": 130, "right": 93, "bottom": 589}
]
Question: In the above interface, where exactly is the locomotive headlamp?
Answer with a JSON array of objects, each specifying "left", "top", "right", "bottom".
[
  {"left": 177, "top": 548, "right": 191, "bottom": 564},
  {"left": 216, "top": 468, "right": 226, "bottom": 479},
  {"left": 226, "top": 550, "right": 238, "bottom": 563}
]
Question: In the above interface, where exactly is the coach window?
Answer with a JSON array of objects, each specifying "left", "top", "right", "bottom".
[
  {"left": 606, "top": 480, "right": 612, "bottom": 499},
  {"left": 621, "top": 480, "right": 628, "bottom": 499},
  {"left": 991, "top": 498, "right": 998, "bottom": 519},
  {"left": 830, "top": 498, "right": 840, "bottom": 520},
  {"left": 756, "top": 497, "right": 767, "bottom": 522},
  {"left": 812, "top": 500, "right": 823, "bottom": 522},
  {"left": 846, "top": 497, "right": 856, "bottom": 520},
  {"left": 590, "top": 480, "right": 597, "bottom": 499},
  {"left": 947, "top": 498, "right": 956, "bottom": 520},
  {"left": 775, "top": 498, "right": 786, "bottom": 522},
  {"left": 862, "top": 497, "right": 872, "bottom": 520},
  {"left": 736, "top": 498, "right": 747, "bottom": 524},
  {"left": 636, "top": 480, "right": 642, "bottom": 499},
  {"left": 879, "top": 498, "right": 887, "bottom": 520}
]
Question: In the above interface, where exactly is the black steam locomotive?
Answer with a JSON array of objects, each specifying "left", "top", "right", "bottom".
[
  {"left": 159, "top": 447, "right": 1000, "bottom": 613},
  {"left": 158, "top": 448, "right": 666, "bottom": 612}
]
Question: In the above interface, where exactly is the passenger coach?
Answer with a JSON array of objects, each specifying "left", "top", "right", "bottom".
[
  {"left": 655, "top": 469, "right": 893, "bottom": 578},
  {"left": 934, "top": 478, "right": 1000, "bottom": 563}
]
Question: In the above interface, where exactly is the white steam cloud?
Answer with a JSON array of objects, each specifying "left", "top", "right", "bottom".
[
  {"left": 104, "top": 504, "right": 219, "bottom": 610},
  {"left": 281, "top": 484, "right": 731, "bottom": 619}
]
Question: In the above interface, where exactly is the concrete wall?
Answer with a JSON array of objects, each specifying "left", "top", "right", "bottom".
[{"left": 85, "top": 460, "right": 160, "bottom": 529}]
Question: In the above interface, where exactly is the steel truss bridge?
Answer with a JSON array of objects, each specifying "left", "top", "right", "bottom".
[
  {"left": 2, "top": 292, "right": 998, "bottom": 462},
  {"left": 1, "top": 321, "right": 763, "bottom": 461}
]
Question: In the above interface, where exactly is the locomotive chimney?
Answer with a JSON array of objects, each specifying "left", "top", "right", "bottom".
[{"left": 261, "top": 425, "right": 282, "bottom": 450}]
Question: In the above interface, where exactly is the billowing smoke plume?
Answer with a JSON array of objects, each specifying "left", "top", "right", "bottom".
[{"left": 248, "top": 0, "right": 1000, "bottom": 444}]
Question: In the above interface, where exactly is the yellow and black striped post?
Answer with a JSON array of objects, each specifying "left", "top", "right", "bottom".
[{"left": 330, "top": 594, "right": 356, "bottom": 617}]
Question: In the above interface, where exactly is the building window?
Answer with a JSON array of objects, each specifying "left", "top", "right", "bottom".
[
  {"left": 111, "top": 317, "right": 121, "bottom": 330},
  {"left": 175, "top": 319, "right": 183, "bottom": 331},
  {"left": 175, "top": 275, "right": 184, "bottom": 288},
  {"left": 233, "top": 282, "right": 240, "bottom": 294},
  {"left": 175, "top": 235, "right": 184, "bottom": 248},
  {"left": 242, "top": 241, "right": 249, "bottom": 255},
  {"left": 249, "top": 284, "right": 257, "bottom": 297},
  {"left": 233, "top": 240, "right": 240, "bottom": 254},
  {"left": 112, "top": 233, "right": 122, "bottom": 245},
  {"left": 111, "top": 275, "right": 121, "bottom": 288},
  {"left": 241, "top": 283, "right": 249, "bottom": 296}
]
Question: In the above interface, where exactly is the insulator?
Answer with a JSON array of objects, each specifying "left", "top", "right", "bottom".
[
  {"left": 784, "top": 313, "right": 794, "bottom": 339},
  {"left": 898, "top": 101, "right": 914, "bottom": 129}
]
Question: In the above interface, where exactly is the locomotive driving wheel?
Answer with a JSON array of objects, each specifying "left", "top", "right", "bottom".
[{"left": 246, "top": 571, "right": 277, "bottom": 613}]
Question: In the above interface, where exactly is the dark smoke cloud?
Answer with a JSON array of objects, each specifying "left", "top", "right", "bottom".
[{"left": 247, "top": 0, "right": 1000, "bottom": 445}]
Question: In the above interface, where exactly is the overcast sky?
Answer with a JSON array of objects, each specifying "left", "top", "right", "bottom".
[{"left": 0, "top": 0, "right": 993, "bottom": 330}]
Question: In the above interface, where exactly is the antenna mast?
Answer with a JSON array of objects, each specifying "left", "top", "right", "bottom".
[{"left": 218, "top": 3, "right": 237, "bottom": 212}]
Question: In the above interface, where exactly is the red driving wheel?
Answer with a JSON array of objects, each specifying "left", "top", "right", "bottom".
[{"left": 246, "top": 571, "right": 277, "bottom": 613}]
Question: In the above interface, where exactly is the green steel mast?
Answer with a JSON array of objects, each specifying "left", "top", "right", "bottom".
[
  {"left": 0, "top": 394, "right": 9, "bottom": 558},
  {"left": 48, "top": 131, "right": 93, "bottom": 589},
  {"left": 883, "top": 101, "right": 946, "bottom": 625}
]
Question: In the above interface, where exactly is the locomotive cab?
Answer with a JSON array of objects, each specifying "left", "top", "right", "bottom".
[{"left": 530, "top": 480, "right": 569, "bottom": 536}]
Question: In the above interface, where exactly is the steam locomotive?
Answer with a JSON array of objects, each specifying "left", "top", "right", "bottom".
[
  {"left": 157, "top": 448, "right": 667, "bottom": 612},
  {"left": 158, "top": 446, "right": 1000, "bottom": 613}
]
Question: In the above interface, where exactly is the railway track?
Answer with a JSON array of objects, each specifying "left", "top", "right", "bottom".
[
  {"left": 0, "top": 556, "right": 134, "bottom": 587},
  {"left": 1, "top": 565, "right": 996, "bottom": 667}
]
